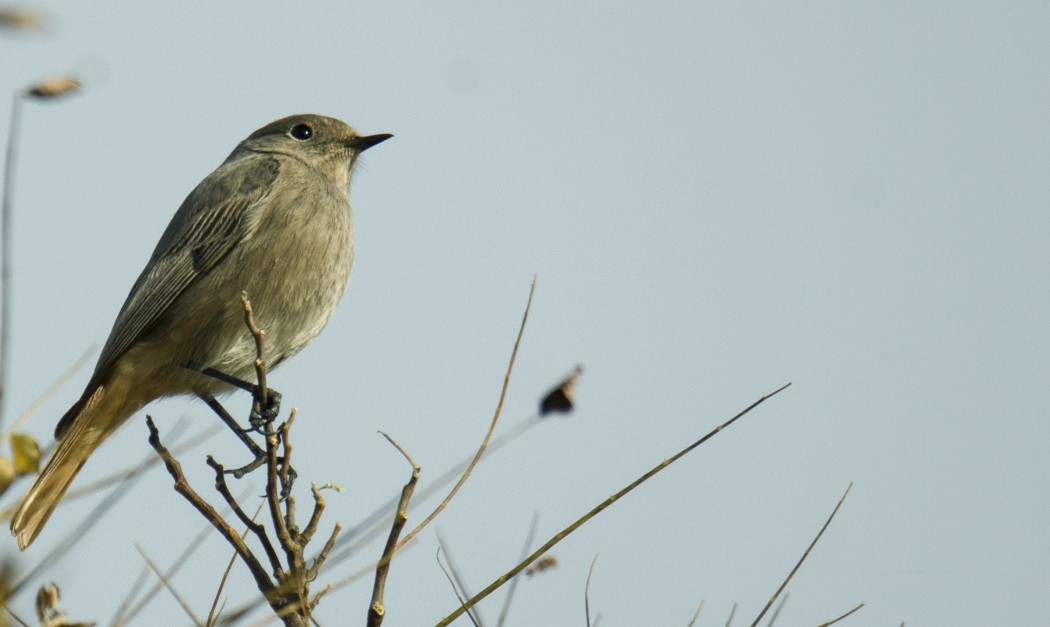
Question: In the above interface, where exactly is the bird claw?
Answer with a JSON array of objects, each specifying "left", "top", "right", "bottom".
[{"left": 249, "top": 389, "right": 282, "bottom": 432}]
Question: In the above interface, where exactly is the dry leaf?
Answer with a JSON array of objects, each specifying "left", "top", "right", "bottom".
[
  {"left": 26, "top": 76, "right": 81, "bottom": 99},
  {"left": 539, "top": 365, "right": 582, "bottom": 416}
]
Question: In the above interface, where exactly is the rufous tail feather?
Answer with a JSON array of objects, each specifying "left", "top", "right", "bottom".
[{"left": 11, "top": 383, "right": 127, "bottom": 550}]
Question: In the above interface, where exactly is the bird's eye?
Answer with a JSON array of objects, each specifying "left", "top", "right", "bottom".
[{"left": 289, "top": 124, "right": 313, "bottom": 141}]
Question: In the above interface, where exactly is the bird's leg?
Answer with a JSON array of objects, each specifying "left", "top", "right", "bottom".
[
  {"left": 198, "top": 392, "right": 281, "bottom": 476},
  {"left": 189, "top": 363, "right": 291, "bottom": 487},
  {"left": 197, "top": 392, "right": 267, "bottom": 476},
  {"left": 187, "top": 362, "right": 282, "bottom": 432}
]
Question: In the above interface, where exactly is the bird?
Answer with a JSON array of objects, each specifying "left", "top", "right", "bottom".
[{"left": 11, "top": 113, "right": 391, "bottom": 549}]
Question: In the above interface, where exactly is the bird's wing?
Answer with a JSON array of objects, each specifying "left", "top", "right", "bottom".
[{"left": 91, "top": 153, "right": 281, "bottom": 381}]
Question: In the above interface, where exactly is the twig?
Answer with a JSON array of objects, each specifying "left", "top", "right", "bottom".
[
  {"left": 726, "top": 602, "right": 737, "bottom": 627},
  {"left": 266, "top": 421, "right": 296, "bottom": 564},
  {"left": 140, "top": 296, "right": 332, "bottom": 627},
  {"left": 305, "top": 513, "right": 340, "bottom": 583},
  {"left": 227, "top": 315, "right": 552, "bottom": 624},
  {"left": 2, "top": 603, "right": 30, "bottom": 627},
  {"left": 436, "top": 382, "right": 791, "bottom": 625},
  {"left": 240, "top": 291, "right": 268, "bottom": 409},
  {"left": 436, "top": 548, "right": 481, "bottom": 627},
  {"left": 62, "top": 424, "right": 220, "bottom": 502},
  {"left": 686, "top": 600, "right": 704, "bottom": 627},
  {"left": 436, "top": 532, "right": 482, "bottom": 626},
  {"left": 750, "top": 483, "right": 853, "bottom": 627},
  {"left": 495, "top": 512, "right": 540, "bottom": 627},
  {"left": 209, "top": 500, "right": 267, "bottom": 627},
  {"left": 279, "top": 416, "right": 296, "bottom": 519},
  {"left": 396, "top": 277, "right": 536, "bottom": 553},
  {"left": 255, "top": 536, "right": 421, "bottom": 625},
  {"left": 146, "top": 417, "right": 276, "bottom": 598},
  {"left": 111, "top": 564, "right": 152, "bottom": 627},
  {"left": 767, "top": 591, "right": 788, "bottom": 626},
  {"left": 0, "top": 93, "right": 22, "bottom": 429},
  {"left": 366, "top": 432, "right": 420, "bottom": 627},
  {"left": 7, "top": 346, "right": 93, "bottom": 434},
  {"left": 0, "top": 79, "right": 80, "bottom": 430},
  {"left": 261, "top": 417, "right": 313, "bottom": 623},
  {"left": 135, "top": 542, "right": 204, "bottom": 627},
  {"left": 818, "top": 602, "right": 865, "bottom": 627},
  {"left": 208, "top": 455, "right": 283, "bottom": 577},
  {"left": 301, "top": 482, "right": 325, "bottom": 546},
  {"left": 11, "top": 419, "right": 192, "bottom": 596},
  {"left": 584, "top": 555, "right": 598, "bottom": 627},
  {"left": 324, "top": 414, "right": 541, "bottom": 569},
  {"left": 229, "top": 415, "right": 544, "bottom": 624},
  {"left": 115, "top": 504, "right": 242, "bottom": 626}
]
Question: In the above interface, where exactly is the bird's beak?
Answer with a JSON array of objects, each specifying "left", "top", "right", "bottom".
[{"left": 348, "top": 133, "right": 393, "bottom": 152}]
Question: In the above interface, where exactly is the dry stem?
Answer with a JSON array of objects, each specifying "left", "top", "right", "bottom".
[
  {"left": 750, "top": 482, "right": 853, "bottom": 627},
  {"left": 437, "top": 382, "right": 791, "bottom": 625}
]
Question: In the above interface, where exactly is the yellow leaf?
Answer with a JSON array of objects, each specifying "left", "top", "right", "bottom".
[
  {"left": 11, "top": 433, "right": 42, "bottom": 475},
  {"left": 0, "top": 456, "right": 13, "bottom": 495}
]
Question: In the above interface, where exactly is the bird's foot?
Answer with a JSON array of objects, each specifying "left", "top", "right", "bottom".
[{"left": 249, "top": 389, "right": 282, "bottom": 432}]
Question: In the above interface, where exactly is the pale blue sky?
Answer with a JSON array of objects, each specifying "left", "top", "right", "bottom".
[{"left": 3, "top": 2, "right": 1048, "bottom": 625}]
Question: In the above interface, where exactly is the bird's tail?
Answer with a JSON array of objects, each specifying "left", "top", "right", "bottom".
[{"left": 11, "top": 382, "right": 129, "bottom": 550}]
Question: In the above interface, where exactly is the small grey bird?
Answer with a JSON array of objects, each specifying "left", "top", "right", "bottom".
[{"left": 11, "top": 114, "right": 391, "bottom": 549}]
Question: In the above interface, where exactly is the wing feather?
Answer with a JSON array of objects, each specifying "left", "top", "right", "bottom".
[{"left": 91, "top": 153, "right": 280, "bottom": 382}]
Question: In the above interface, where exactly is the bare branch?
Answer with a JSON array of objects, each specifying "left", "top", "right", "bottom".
[
  {"left": 301, "top": 483, "right": 326, "bottom": 546},
  {"left": 207, "top": 456, "right": 283, "bottom": 577},
  {"left": 306, "top": 521, "right": 341, "bottom": 583},
  {"left": 366, "top": 432, "right": 420, "bottom": 627},
  {"left": 279, "top": 415, "right": 297, "bottom": 530},
  {"left": 265, "top": 424, "right": 297, "bottom": 562},
  {"left": 146, "top": 417, "right": 276, "bottom": 599}
]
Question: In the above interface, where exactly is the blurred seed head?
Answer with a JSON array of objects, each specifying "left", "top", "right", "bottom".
[
  {"left": 36, "top": 583, "right": 64, "bottom": 625},
  {"left": 36, "top": 582, "right": 95, "bottom": 627},
  {"left": 25, "top": 76, "right": 81, "bottom": 100},
  {"left": 539, "top": 365, "right": 583, "bottom": 417},
  {"left": 525, "top": 555, "right": 559, "bottom": 577},
  {"left": 0, "top": 7, "right": 44, "bottom": 32}
]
